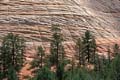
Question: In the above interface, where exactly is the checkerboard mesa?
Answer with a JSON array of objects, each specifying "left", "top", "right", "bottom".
[{"left": 0, "top": 0, "right": 120, "bottom": 50}]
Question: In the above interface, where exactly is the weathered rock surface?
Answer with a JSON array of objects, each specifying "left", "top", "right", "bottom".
[
  {"left": 0, "top": 0, "right": 120, "bottom": 79},
  {"left": 0, "top": 0, "right": 120, "bottom": 55}
]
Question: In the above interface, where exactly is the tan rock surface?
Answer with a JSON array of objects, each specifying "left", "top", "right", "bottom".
[
  {"left": 0, "top": 0, "right": 120, "bottom": 51},
  {"left": 0, "top": 0, "right": 120, "bottom": 79}
]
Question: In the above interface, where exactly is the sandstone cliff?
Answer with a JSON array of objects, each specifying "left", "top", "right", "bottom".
[
  {"left": 1, "top": 0, "right": 120, "bottom": 79},
  {"left": 0, "top": 0, "right": 120, "bottom": 55}
]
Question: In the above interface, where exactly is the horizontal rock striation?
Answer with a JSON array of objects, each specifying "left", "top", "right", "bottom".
[
  {"left": 0, "top": 0, "right": 120, "bottom": 79},
  {"left": 0, "top": 0, "right": 120, "bottom": 55}
]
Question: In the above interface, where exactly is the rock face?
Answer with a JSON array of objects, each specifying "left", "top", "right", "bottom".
[
  {"left": 0, "top": 0, "right": 120, "bottom": 79},
  {"left": 0, "top": 0, "right": 120, "bottom": 54}
]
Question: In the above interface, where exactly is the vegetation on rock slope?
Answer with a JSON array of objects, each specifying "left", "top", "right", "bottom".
[{"left": 0, "top": 25, "right": 120, "bottom": 80}]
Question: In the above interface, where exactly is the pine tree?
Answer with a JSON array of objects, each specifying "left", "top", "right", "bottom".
[
  {"left": 82, "top": 30, "right": 96, "bottom": 64},
  {"left": 49, "top": 24, "right": 67, "bottom": 80},
  {"left": 113, "top": 44, "right": 119, "bottom": 56},
  {"left": 0, "top": 33, "right": 25, "bottom": 78},
  {"left": 76, "top": 38, "right": 85, "bottom": 66},
  {"left": 30, "top": 46, "right": 46, "bottom": 73},
  {"left": 8, "top": 66, "right": 18, "bottom": 80},
  {"left": 56, "top": 60, "right": 65, "bottom": 80},
  {"left": 100, "top": 55, "right": 107, "bottom": 79},
  {"left": 0, "top": 49, "right": 3, "bottom": 79},
  {"left": 33, "top": 66, "right": 54, "bottom": 80},
  {"left": 107, "top": 54, "right": 120, "bottom": 80},
  {"left": 37, "top": 46, "right": 45, "bottom": 68},
  {"left": 94, "top": 54, "right": 100, "bottom": 72},
  {"left": 107, "top": 46, "right": 111, "bottom": 65},
  {"left": 90, "top": 38, "right": 97, "bottom": 64},
  {"left": 49, "top": 24, "right": 64, "bottom": 65},
  {"left": 30, "top": 46, "right": 54, "bottom": 80}
]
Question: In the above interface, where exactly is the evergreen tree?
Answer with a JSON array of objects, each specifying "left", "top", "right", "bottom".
[
  {"left": 30, "top": 46, "right": 54, "bottom": 80},
  {"left": 56, "top": 60, "right": 65, "bottom": 80},
  {"left": 30, "top": 46, "right": 45, "bottom": 73},
  {"left": 94, "top": 54, "right": 101, "bottom": 73},
  {"left": 113, "top": 44, "right": 119, "bottom": 56},
  {"left": 100, "top": 55, "right": 108, "bottom": 79},
  {"left": 38, "top": 47, "right": 45, "bottom": 68},
  {"left": 66, "top": 67, "right": 93, "bottom": 80},
  {"left": 107, "top": 54, "right": 120, "bottom": 80},
  {"left": 76, "top": 38, "right": 85, "bottom": 66},
  {"left": 90, "top": 38, "right": 97, "bottom": 64},
  {"left": 71, "top": 57, "right": 75, "bottom": 76},
  {"left": 107, "top": 46, "right": 111, "bottom": 65},
  {"left": 82, "top": 30, "right": 96, "bottom": 64},
  {"left": 49, "top": 24, "right": 68, "bottom": 80},
  {"left": 38, "top": 46, "right": 45, "bottom": 68},
  {"left": 33, "top": 66, "right": 55, "bottom": 80},
  {"left": 49, "top": 24, "right": 65, "bottom": 65},
  {"left": 0, "top": 33, "right": 25, "bottom": 78},
  {"left": 0, "top": 49, "right": 3, "bottom": 79},
  {"left": 8, "top": 66, "right": 18, "bottom": 80}
]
